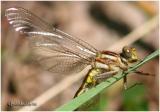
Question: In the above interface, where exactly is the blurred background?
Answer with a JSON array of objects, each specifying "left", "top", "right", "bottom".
[{"left": 1, "top": 1, "right": 159, "bottom": 111}]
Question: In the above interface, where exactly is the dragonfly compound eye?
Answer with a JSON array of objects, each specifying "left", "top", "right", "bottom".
[
  {"left": 122, "top": 46, "right": 131, "bottom": 58},
  {"left": 121, "top": 46, "right": 138, "bottom": 63}
]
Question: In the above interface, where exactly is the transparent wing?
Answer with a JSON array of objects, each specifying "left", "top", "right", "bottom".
[{"left": 5, "top": 7, "right": 98, "bottom": 74}]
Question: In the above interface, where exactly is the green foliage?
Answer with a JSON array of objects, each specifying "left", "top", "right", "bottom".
[
  {"left": 76, "top": 94, "right": 101, "bottom": 111},
  {"left": 56, "top": 49, "right": 159, "bottom": 111},
  {"left": 123, "top": 85, "right": 148, "bottom": 111},
  {"left": 76, "top": 91, "right": 108, "bottom": 111},
  {"left": 99, "top": 91, "right": 108, "bottom": 110}
]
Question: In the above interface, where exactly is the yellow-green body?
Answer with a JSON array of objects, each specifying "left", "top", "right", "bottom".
[{"left": 74, "top": 68, "right": 104, "bottom": 97}]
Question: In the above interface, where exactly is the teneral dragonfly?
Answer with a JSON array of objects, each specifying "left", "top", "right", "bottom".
[{"left": 5, "top": 7, "right": 140, "bottom": 98}]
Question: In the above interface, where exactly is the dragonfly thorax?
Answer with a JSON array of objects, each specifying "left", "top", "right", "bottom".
[
  {"left": 94, "top": 52, "right": 120, "bottom": 71},
  {"left": 94, "top": 49, "right": 130, "bottom": 71}
]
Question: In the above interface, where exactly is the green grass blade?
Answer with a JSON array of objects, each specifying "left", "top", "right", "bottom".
[{"left": 56, "top": 49, "right": 159, "bottom": 111}]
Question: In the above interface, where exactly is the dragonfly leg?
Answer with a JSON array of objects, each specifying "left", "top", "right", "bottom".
[
  {"left": 95, "top": 71, "right": 118, "bottom": 83},
  {"left": 123, "top": 76, "right": 127, "bottom": 90},
  {"left": 133, "top": 70, "right": 155, "bottom": 76}
]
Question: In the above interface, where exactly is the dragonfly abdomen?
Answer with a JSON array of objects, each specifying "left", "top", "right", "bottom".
[{"left": 74, "top": 68, "right": 103, "bottom": 97}]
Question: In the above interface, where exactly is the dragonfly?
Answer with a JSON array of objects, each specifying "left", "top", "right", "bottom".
[{"left": 5, "top": 7, "right": 151, "bottom": 101}]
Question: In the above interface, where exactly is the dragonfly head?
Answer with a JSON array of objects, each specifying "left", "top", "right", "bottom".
[{"left": 121, "top": 46, "right": 138, "bottom": 63}]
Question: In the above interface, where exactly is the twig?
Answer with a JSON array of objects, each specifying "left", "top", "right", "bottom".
[{"left": 108, "top": 15, "right": 158, "bottom": 51}]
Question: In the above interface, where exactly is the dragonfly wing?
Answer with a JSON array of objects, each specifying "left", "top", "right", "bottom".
[
  {"left": 31, "top": 45, "right": 90, "bottom": 74},
  {"left": 5, "top": 7, "right": 98, "bottom": 74}
]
